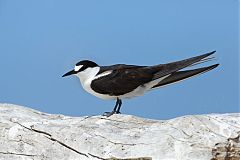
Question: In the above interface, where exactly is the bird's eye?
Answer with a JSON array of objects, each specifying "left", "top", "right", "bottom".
[{"left": 74, "top": 65, "right": 83, "bottom": 71}]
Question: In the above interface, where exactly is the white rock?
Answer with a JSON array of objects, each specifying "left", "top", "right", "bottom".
[{"left": 0, "top": 103, "right": 239, "bottom": 160}]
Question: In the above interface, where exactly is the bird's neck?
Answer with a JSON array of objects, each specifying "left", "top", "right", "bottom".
[{"left": 75, "top": 67, "right": 100, "bottom": 84}]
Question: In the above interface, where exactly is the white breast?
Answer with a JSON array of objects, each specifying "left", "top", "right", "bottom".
[{"left": 75, "top": 67, "right": 116, "bottom": 100}]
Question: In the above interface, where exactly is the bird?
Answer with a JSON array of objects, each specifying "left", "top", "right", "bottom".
[{"left": 62, "top": 51, "right": 219, "bottom": 117}]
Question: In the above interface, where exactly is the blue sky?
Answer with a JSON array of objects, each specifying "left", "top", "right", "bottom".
[{"left": 0, "top": 0, "right": 239, "bottom": 119}]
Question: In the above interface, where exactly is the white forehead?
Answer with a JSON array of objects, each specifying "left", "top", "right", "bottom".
[{"left": 74, "top": 65, "right": 83, "bottom": 71}]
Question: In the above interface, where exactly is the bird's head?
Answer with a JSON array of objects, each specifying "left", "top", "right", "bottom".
[{"left": 62, "top": 60, "right": 99, "bottom": 77}]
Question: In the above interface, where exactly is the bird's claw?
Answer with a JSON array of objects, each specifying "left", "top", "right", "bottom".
[
  {"left": 102, "top": 110, "right": 121, "bottom": 117},
  {"left": 103, "top": 111, "right": 115, "bottom": 117}
]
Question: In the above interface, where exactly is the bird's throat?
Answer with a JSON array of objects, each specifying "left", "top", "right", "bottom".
[{"left": 75, "top": 67, "right": 100, "bottom": 85}]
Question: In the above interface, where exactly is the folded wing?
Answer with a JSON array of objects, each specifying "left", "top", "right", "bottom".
[{"left": 91, "top": 65, "right": 153, "bottom": 96}]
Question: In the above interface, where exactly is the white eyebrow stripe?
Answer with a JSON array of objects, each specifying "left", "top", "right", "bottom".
[
  {"left": 93, "top": 70, "right": 113, "bottom": 80},
  {"left": 74, "top": 65, "right": 83, "bottom": 71}
]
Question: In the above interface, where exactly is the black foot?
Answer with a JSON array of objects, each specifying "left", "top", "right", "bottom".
[
  {"left": 102, "top": 111, "right": 115, "bottom": 117},
  {"left": 116, "top": 111, "right": 121, "bottom": 114}
]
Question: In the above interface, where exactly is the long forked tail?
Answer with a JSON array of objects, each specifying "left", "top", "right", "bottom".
[
  {"left": 152, "top": 64, "right": 219, "bottom": 89},
  {"left": 152, "top": 51, "right": 217, "bottom": 80}
]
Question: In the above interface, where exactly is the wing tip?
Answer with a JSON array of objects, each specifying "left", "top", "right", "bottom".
[
  {"left": 203, "top": 63, "right": 219, "bottom": 73},
  {"left": 210, "top": 63, "right": 220, "bottom": 69}
]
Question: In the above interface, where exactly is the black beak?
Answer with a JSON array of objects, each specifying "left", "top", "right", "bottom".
[{"left": 62, "top": 70, "right": 76, "bottom": 77}]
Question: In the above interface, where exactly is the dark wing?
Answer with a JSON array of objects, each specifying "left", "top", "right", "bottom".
[
  {"left": 152, "top": 64, "right": 219, "bottom": 88},
  {"left": 91, "top": 65, "right": 153, "bottom": 96}
]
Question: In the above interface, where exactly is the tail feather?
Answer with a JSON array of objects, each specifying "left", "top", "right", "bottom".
[
  {"left": 152, "top": 64, "right": 219, "bottom": 89},
  {"left": 151, "top": 51, "right": 216, "bottom": 80},
  {"left": 189, "top": 56, "right": 216, "bottom": 67}
]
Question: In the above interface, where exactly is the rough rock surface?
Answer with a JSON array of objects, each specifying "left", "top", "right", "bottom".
[
  {"left": 211, "top": 134, "right": 240, "bottom": 160},
  {"left": 0, "top": 103, "right": 239, "bottom": 160}
]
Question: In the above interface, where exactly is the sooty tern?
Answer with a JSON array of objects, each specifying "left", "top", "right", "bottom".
[{"left": 62, "top": 51, "right": 219, "bottom": 117}]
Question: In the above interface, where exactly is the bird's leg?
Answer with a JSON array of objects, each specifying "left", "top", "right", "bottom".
[
  {"left": 103, "top": 98, "right": 120, "bottom": 117},
  {"left": 116, "top": 99, "right": 122, "bottom": 114},
  {"left": 112, "top": 98, "right": 120, "bottom": 113}
]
